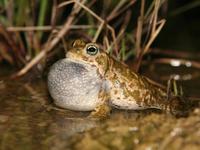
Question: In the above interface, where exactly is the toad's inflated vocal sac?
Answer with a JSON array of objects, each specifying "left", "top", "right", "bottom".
[{"left": 48, "top": 40, "right": 188, "bottom": 117}]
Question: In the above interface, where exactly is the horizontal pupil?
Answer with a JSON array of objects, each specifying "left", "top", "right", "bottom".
[{"left": 88, "top": 47, "right": 96, "bottom": 52}]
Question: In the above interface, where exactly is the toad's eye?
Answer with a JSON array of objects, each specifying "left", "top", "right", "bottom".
[{"left": 86, "top": 45, "right": 99, "bottom": 56}]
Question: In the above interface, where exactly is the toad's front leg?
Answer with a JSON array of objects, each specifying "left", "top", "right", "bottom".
[{"left": 89, "top": 89, "right": 111, "bottom": 119}]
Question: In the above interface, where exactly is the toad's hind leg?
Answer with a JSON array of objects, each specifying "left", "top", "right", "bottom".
[{"left": 89, "top": 89, "right": 111, "bottom": 119}]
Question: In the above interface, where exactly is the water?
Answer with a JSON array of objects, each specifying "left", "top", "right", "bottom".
[{"left": 0, "top": 64, "right": 200, "bottom": 150}]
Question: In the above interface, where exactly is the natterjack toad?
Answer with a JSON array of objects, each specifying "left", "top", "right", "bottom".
[{"left": 48, "top": 40, "right": 188, "bottom": 117}]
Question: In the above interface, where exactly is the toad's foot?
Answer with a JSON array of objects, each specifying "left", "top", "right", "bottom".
[
  {"left": 89, "top": 104, "right": 111, "bottom": 119},
  {"left": 168, "top": 96, "right": 191, "bottom": 117}
]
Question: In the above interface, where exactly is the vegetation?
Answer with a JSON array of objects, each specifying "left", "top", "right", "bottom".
[{"left": 0, "top": 0, "right": 199, "bottom": 76}]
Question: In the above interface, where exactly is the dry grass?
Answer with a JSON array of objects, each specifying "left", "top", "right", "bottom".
[{"left": 1, "top": 0, "right": 194, "bottom": 77}]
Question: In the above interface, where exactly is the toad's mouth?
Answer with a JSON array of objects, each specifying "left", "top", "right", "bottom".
[{"left": 65, "top": 57, "right": 97, "bottom": 72}]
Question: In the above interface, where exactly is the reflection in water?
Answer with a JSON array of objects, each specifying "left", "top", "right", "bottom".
[
  {"left": 47, "top": 117, "right": 98, "bottom": 149},
  {"left": 24, "top": 82, "right": 98, "bottom": 136},
  {"left": 50, "top": 118, "right": 97, "bottom": 137},
  {"left": 0, "top": 73, "right": 98, "bottom": 149}
]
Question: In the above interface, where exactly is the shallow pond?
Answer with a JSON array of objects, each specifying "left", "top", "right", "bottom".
[{"left": 0, "top": 64, "right": 200, "bottom": 150}]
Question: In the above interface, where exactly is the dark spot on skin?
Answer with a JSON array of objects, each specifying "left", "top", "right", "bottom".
[
  {"left": 129, "top": 83, "right": 135, "bottom": 88},
  {"left": 112, "top": 104, "right": 122, "bottom": 109},
  {"left": 95, "top": 57, "right": 103, "bottom": 65},
  {"left": 83, "top": 56, "right": 88, "bottom": 61},
  {"left": 91, "top": 64, "right": 96, "bottom": 67},
  {"left": 114, "top": 90, "right": 118, "bottom": 95},
  {"left": 89, "top": 59, "right": 94, "bottom": 63},
  {"left": 114, "top": 80, "right": 120, "bottom": 86},
  {"left": 121, "top": 82, "right": 125, "bottom": 88}
]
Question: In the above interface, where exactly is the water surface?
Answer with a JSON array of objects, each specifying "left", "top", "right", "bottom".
[{"left": 0, "top": 64, "right": 200, "bottom": 150}]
